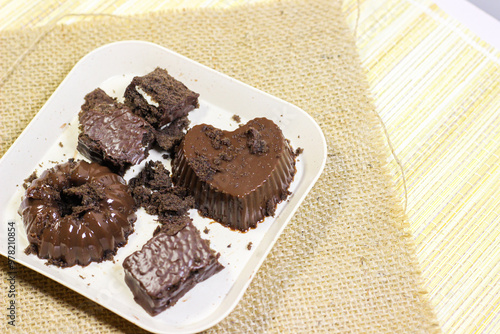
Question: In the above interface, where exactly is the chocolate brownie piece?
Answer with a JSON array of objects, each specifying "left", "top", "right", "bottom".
[
  {"left": 123, "top": 221, "right": 224, "bottom": 315},
  {"left": 124, "top": 67, "right": 199, "bottom": 128},
  {"left": 77, "top": 89, "right": 156, "bottom": 175},
  {"left": 154, "top": 116, "right": 190, "bottom": 155},
  {"left": 129, "top": 161, "right": 195, "bottom": 221}
]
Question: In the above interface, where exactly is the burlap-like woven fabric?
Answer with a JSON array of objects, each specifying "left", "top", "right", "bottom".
[{"left": 0, "top": 0, "right": 439, "bottom": 332}]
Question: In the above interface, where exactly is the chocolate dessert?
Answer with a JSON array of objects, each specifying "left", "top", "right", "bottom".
[
  {"left": 154, "top": 116, "right": 190, "bottom": 155},
  {"left": 124, "top": 67, "right": 199, "bottom": 128},
  {"left": 123, "top": 221, "right": 224, "bottom": 316},
  {"left": 77, "top": 88, "right": 155, "bottom": 175},
  {"left": 19, "top": 160, "right": 136, "bottom": 267},
  {"left": 172, "top": 117, "right": 297, "bottom": 231},
  {"left": 129, "top": 161, "right": 194, "bottom": 231}
]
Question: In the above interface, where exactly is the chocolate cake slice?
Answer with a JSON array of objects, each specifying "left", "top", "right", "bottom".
[
  {"left": 123, "top": 221, "right": 223, "bottom": 316},
  {"left": 77, "top": 88, "right": 155, "bottom": 175},
  {"left": 124, "top": 67, "right": 199, "bottom": 128}
]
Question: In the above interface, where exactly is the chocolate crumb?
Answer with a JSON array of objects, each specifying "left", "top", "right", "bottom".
[
  {"left": 232, "top": 114, "right": 241, "bottom": 123},
  {"left": 25, "top": 244, "right": 37, "bottom": 255},
  {"left": 79, "top": 275, "right": 85, "bottom": 279},
  {"left": 59, "top": 142, "right": 63, "bottom": 148},
  {"left": 23, "top": 171, "right": 38, "bottom": 190},
  {"left": 191, "top": 153, "right": 218, "bottom": 181},
  {"left": 155, "top": 116, "right": 190, "bottom": 154},
  {"left": 157, "top": 215, "right": 191, "bottom": 236},
  {"left": 247, "top": 242, "right": 253, "bottom": 250},
  {"left": 294, "top": 147, "right": 304, "bottom": 156},
  {"left": 227, "top": 244, "right": 232, "bottom": 248},
  {"left": 129, "top": 161, "right": 195, "bottom": 234},
  {"left": 246, "top": 127, "right": 269, "bottom": 154},
  {"left": 203, "top": 227, "right": 210, "bottom": 234},
  {"left": 265, "top": 198, "right": 277, "bottom": 216},
  {"left": 202, "top": 125, "right": 226, "bottom": 150},
  {"left": 60, "top": 182, "right": 107, "bottom": 217},
  {"left": 129, "top": 161, "right": 173, "bottom": 192}
]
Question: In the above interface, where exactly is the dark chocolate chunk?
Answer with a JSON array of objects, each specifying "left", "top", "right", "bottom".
[{"left": 123, "top": 221, "right": 223, "bottom": 315}]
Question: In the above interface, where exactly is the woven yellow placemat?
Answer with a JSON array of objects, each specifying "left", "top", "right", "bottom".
[
  {"left": 0, "top": 0, "right": 438, "bottom": 332},
  {"left": 343, "top": 1, "right": 500, "bottom": 332}
]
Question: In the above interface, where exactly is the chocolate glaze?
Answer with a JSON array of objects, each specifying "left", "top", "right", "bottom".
[
  {"left": 19, "top": 160, "right": 136, "bottom": 267},
  {"left": 77, "top": 88, "right": 155, "bottom": 175},
  {"left": 172, "top": 117, "right": 296, "bottom": 231},
  {"left": 124, "top": 67, "right": 199, "bottom": 128},
  {"left": 123, "top": 221, "right": 223, "bottom": 316}
]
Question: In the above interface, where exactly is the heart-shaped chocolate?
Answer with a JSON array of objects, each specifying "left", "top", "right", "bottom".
[{"left": 172, "top": 117, "right": 297, "bottom": 231}]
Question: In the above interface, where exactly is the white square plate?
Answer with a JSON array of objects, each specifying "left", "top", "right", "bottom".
[{"left": 0, "top": 41, "right": 326, "bottom": 333}]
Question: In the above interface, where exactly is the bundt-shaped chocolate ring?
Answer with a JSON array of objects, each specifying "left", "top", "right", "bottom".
[{"left": 20, "top": 159, "right": 136, "bottom": 267}]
